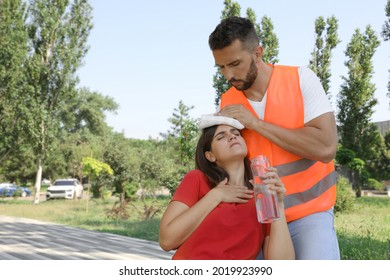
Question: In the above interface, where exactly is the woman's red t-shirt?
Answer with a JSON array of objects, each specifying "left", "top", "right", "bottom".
[{"left": 171, "top": 170, "right": 269, "bottom": 260}]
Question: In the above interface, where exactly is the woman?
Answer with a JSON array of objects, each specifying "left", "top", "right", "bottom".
[{"left": 159, "top": 115, "right": 294, "bottom": 260}]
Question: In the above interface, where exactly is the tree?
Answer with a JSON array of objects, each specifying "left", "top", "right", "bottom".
[
  {"left": 382, "top": 0, "right": 390, "bottom": 103},
  {"left": 385, "top": 130, "right": 390, "bottom": 150},
  {"left": 24, "top": 0, "right": 93, "bottom": 204},
  {"left": 348, "top": 158, "right": 365, "bottom": 197},
  {"left": 220, "top": 0, "right": 240, "bottom": 19},
  {"left": 103, "top": 133, "right": 138, "bottom": 208},
  {"left": 255, "top": 15, "right": 279, "bottom": 64},
  {"left": 60, "top": 87, "right": 118, "bottom": 135},
  {"left": 309, "top": 16, "right": 341, "bottom": 97},
  {"left": 0, "top": 0, "right": 29, "bottom": 161},
  {"left": 161, "top": 100, "right": 198, "bottom": 170},
  {"left": 337, "top": 26, "right": 381, "bottom": 191},
  {"left": 212, "top": 2, "right": 279, "bottom": 106},
  {"left": 82, "top": 156, "right": 113, "bottom": 213},
  {"left": 132, "top": 143, "right": 178, "bottom": 220},
  {"left": 370, "top": 129, "right": 390, "bottom": 181},
  {"left": 337, "top": 25, "right": 380, "bottom": 157}
]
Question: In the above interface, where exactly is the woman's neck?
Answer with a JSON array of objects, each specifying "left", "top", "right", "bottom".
[{"left": 223, "top": 161, "right": 246, "bottom": 186}]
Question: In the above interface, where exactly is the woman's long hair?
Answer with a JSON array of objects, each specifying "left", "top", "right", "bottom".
[{"left": 195, "top": 125, "right": 252, "bottom": 189}]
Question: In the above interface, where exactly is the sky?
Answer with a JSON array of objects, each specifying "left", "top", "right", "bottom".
[{"left": 77, "top": 0, "right": 390, "bottom": 140}]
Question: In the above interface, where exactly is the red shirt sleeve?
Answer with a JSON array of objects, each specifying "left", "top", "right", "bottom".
[{"left": 171, "top": 170, "right": 209, "bottom": 207}]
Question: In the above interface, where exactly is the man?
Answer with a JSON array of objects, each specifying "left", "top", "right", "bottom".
[{"left": 208, "top": 16, "right": 340, "bottom": 260}]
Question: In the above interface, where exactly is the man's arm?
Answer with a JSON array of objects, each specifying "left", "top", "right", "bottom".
[{"left": 217, "top": 105, "right": 337, "bottom": 163}]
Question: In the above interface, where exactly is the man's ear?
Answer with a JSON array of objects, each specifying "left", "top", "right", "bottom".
[
  {"left": 205, "top": 151, "right": 216, "bottom": 162},
  {"left": 254, "top": 46, "right": 263, "bottom": 62}
]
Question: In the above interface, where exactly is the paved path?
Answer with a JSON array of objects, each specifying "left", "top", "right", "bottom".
[{"left": 0, "top": 216, "right": 173, "bottom": 260}]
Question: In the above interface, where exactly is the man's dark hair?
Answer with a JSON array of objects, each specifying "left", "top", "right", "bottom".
[{"left": 208, "top": 16, "right": 259, "bottom": 52}]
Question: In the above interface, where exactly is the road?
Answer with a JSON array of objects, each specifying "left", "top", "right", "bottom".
[{"left": 0, "top": 215, "right": 173, "bottom": 260}]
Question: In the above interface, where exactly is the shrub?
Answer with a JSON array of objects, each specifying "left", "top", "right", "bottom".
[
  {"left": 334, "top": 175, "right": 355, "bottom": 214},
  {"left": 12, "top": 188, "right": 22, "bottom": 198},
  {"left": 336, "top": 147, "right": 355, "bottom": 165},
  {"left": 366, "top": 178, "right": 384, "bottom": 190}
]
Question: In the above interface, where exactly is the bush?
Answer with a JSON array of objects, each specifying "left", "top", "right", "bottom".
[
  {"left": 12, "top": 188, "right": 22, "bottom": 198},
  {"left": 366, "top": 178, "right": 384, "bottom": 190},
  {"left": 336, "top": 147, "right": 355, "bottom": 165},
  {"left": 334, "top": 175, "right": 355, "bottom": 214}
]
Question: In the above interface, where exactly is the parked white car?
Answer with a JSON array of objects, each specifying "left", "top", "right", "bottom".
[{"left": 46, "top": 179, "right": 83, "bottom": 200}]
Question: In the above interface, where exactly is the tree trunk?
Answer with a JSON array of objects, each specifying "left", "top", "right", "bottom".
[
  {"left": 86, "top": 175, "right": 91, "bottom": 214},
  {"left": 120, "top": 189, "right": 126, "bottom": 209},
  {"left": 33, "top": 157, "right": 43, "bottom": 204}
]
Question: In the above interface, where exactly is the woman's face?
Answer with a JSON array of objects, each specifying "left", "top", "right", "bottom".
[{"left": 205, "top": 124, "right": 247, "bottom": 165}]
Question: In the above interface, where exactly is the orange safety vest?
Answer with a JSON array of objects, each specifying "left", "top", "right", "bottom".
[{"left": 220, "top": 65, "right": 336, "bottom": 222}]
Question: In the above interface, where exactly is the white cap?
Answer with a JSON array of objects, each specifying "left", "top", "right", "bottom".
[{"left": 199, "top": 114, "right": 244, "bottom": 130}]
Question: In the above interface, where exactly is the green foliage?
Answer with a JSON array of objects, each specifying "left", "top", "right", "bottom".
[
  {"left": 368, "top": 130, "right": 390, "bottom": 180},
  {"left": 25, "top": 0, "right": 93, "bottom": 156},
  {"left": 348, "top": 158, "right": 365, "bottom": 172},
  {"left": 82, "top": 156, "right": 113, "bottom": 199},
  {"left": 178, "top": 120, "right": 199, "bottom": 169},
  {"left": 212, "top": 72, "right": 231, "bottom": 107},
  {"left": 0, "top": 0, "right": 29, "bottom": 161},
  {"left": 162, "top": 100, "right": 198, "bottom": 170},
  {"left": 60, "top": 87, "right": 118, "bottom": 135},
  {"left": 12, "top": 188, "right": 23, "bottom": 198},
  {"left": 257, "top": 16, "right": 279, "bottom": 64},
  {"left": 220, "top": 0, "right": 241, "bottom": 20},
  {"left": 309, "top": 15, "right": 341, "bottom": 97},
  {"left": 382, "top": 0, "right": 390, "bottom": 41},
  {"left": 366, "top": 178, "right": 384, "bottom": 190},
  {"left": 246, "top": 9, "right": 279, "bottom": 65},
  {"left": 82, "top": 157, "right": 113, "bottom": 177},
  {"left": 1, "top": 143, "right": 37, "bottom": 184},
  {"left": 337, "top": 26, "right": 380, "bottom": 158},
  {"left": 345, "top": 158, "right": 365, "bottom": 196},
  {"left": 367, "top": 141, "right": 390, "bottom": 181},
  {"left": 103, "top": 134, "right": 137, "bottom": 203},
  {"left": 359, "top": 123, "right": 384, "bottom": 162},
  {"left": 385, "top": 130, "right": 390, "bottom": 150},
  {"left": 163, "top": 100, "right": 194, "bottom": 138},
  {"left": 336, "top": 147, "right": 356, "bottom": 165},
  {"left": 11, "top": 0, "right": 94, "bottom": 203},
  {"left": 334, "top": 176, "right": 355, "bottom": 214},
  {"left": 90, "top": 174, "right": 113, "bottom": 199},
  {"left": 336, "top": 131, "right": 387, "bottom": 186},
  {"left": 360, "top": 169, "right": 371, "bottom": 186}
]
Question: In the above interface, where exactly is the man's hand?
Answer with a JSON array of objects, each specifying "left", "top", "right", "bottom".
[{"left": 217, "top": 104, "right": 257, "bottom": 129}]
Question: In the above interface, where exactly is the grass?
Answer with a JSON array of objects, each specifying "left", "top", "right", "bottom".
[
  {"left": 334, "top": 196, "right": 390, "bottom": 260},
  {"left": 1, "top": 195, "right": 389, "bottom": 259}
]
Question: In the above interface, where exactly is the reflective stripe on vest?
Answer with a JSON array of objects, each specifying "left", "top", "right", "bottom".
[
  {"left": 274, "top": 158, "right": 336, "bottom": 209},
  {"left": 284, "top": 171, "right": 336, "bottom": 209},
  {"left": 220, "top": 65, "right": 336, "bottom": 222},
  {"left": 275, "top": 158, "right": 316, "bottom": 177}
]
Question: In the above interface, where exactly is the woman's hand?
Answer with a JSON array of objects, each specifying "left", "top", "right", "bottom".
[
  {"left": 211, "top": 178, "right": 253, "bottom": 204},
  {"left": 259, "top": 167, "right": 286, "bottom": 203}
]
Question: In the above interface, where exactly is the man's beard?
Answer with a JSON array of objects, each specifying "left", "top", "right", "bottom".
[{"left": 229, "top": 59, "right": 258, "bottom": 91}]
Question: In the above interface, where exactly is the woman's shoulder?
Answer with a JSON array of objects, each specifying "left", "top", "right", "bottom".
[
  {"left": 181, "top": 170, "right": 209, "bottom": 185},
  {"left": 185, "top": 169, "right": 205, "bottom": 178},
  {"left": 172, "top": 170, "right": 210, "bottom": 204}
]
